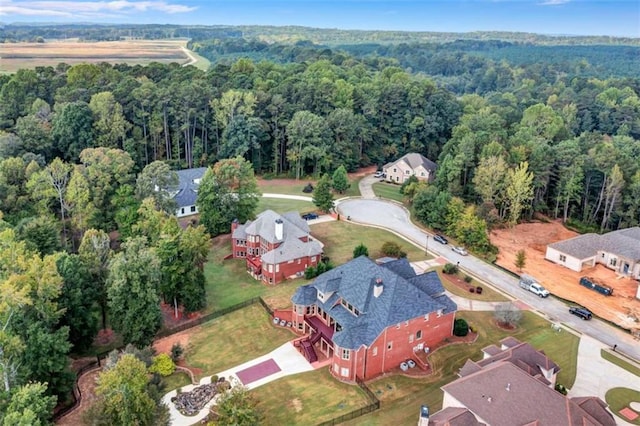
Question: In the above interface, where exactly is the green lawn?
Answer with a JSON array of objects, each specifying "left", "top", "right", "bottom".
[
  {"left": 162, "top": 371, "right": 192, "bottom": 392},
  {"left": 343, "top": 311, "right": 579, "bottom": 425},
  {"left": 372, "top": 182, "right": 405, "bottom": 202},
  {"left": 601, "top": 349, "right": 640, "bottom": 377},
  {"left": 185, "top": 304, "right": 293, "bottom": 379},
  {"left": 257, "top": 176, "right": 362, "bottom": 198},
  {"left": 253, "top": 368, "right": 371, "bottom": 425},
  {"left": 436, "top": 269, "right": 510, "bottom": 302},
  {"left": 311, "top": 220, "right": 429, "bottom": 265},
  {"left": 606, "top": 387, "right": 640, "bottom": 425},
  {"left": 257, "top": 197, "right": 315, "bottom": 214}
]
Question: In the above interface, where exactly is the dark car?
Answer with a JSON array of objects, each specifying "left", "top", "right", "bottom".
[
  {"left": 433, "top": 234, "right": 448, "bottom": 244},
  {"left": 301, "top": 212, "right": 319, "bottom": 220},
  {"left": 569, "top": 306, "right": 592, "bottom": 320}
]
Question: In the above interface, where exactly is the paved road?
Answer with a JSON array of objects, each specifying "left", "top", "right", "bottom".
[{"left": 336, "top": 197, "right": 640, "bottom": 361}]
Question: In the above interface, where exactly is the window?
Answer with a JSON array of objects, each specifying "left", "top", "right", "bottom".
[
  {"left": 437, "top": 309, "right": 443, "bottom": 317},
  {"left": 341, "top": 349, "right": 350, "bottom": 360},
  {"left": 341, "top": 368, "right": 349, "bottom": 378},
  {"left": 421, "top": 172, "right": 425, "bottom": 176},
  {"left": 559, "top": 254, "right": 566, "bottom": 262},
  {"left": 405, "top": 320, "right": 409, "bottom": 327},
  {"left": 190, "top": 206, "right": 196, "bottom": 212},
  {"left": 311, "top": 256, "right": 316, "bottom": 262},
  {"left": 396, "top": 324, "right": 401, "bottom": 329},
  {"left": 180, "top": 208, "right": 185, "bottom": 214},
  {"left": 405, "top": 170, "right": 410, "bottom": 174},
  {"left": 393, "top": 168, "right": 397, "bottom": 172},
  {"left": 424, "top": 314, "right": 429, "bottom": 321},
  {"left": 610, "top": 258, "right": 617, "bottom": 267},
  {"left": 372, "top": 347, "right": 378, "bottom": 356},
  {"left": 409, "top": 334, "right": 414, "bottom": 343},
  {"left": 417, "top": 330, "right": 422, "bottom": 340},
  {"left": 387, "top": 342, "right": 393, "bottom": 351},
  {"left": 268, "top": 264, "right": 273, "bottom": 273},
  {"left": 276, "top": 264, "right": 280, "bottom": 272}
]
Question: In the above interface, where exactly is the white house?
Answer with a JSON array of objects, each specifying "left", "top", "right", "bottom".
[
  {"left": 545, "top": 227, "right": 640, "bottom": 298},
  {"left": 382, "top": 153, "right": 437, "bottom": 184},
  {"left": 173, "top": 167, "right": 208, "bottom": 218}
]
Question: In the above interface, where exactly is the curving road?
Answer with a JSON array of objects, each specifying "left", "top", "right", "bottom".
[{"left": 336, "top": 196, "right": 640, "bottom": 362}]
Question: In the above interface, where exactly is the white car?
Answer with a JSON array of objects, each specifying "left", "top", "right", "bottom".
[
  {"left": 374, "top": 171, "right": 384, "bottom": 178},
  {"left": 452, "top": 246, "right": 468, "bottom": 256}
]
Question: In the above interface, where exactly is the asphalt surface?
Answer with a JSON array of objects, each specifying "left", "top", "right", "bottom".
[{"left": 336, "top": 197, "right": 640, "bottom": 361}]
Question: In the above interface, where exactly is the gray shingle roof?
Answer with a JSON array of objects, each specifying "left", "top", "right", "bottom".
[
  {"left": 174, "top": 167, "right": 208, "bottom": 209},
  {"left": 548, "top": 227, "right": 640, "bottom": 260},
  {"left": 386, "top": 152, "right": 438, "bottom": 172},
  {"left": 291, "top": 256, "right": 456, "bottom": 350}
]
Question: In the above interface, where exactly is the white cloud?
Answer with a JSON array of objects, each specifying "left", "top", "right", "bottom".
[
  {"left": 0, "top": 0, "right": 197, "bottom": 17},
  {"left": 539, "top": 0, "right": 570, "bottom": 5}
]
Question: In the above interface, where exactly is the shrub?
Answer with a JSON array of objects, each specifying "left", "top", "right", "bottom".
[
  {"left": 149, "top": 353, "right": 176, "bottom": 377},
  {"left": 469, "top": 324, "right": 477, "bottom": 333},
  {"left": 555, "top": 384, "right": 567, "bottom": 395},
  {"left": 443, "top": 263, "right": 459, "bottom": 274},
  {"left": 381, "top": 241, "right": 403, "bottom": 258},
  {"left": 353, "top": 243, "right": 369, "bottom": 258},
  {"left": 464, "top": 275, "right": 472, "bottom": 283},
  {"left": 304, "top": 265, "right": 316, "bottom": 279},
  {"left": 453, "top": 318, "right": 469, "bottom": 336},
  {"left": 469, "top": 287, "right": 475, "bottom": 293},
  {"left": 302, "top": 183, "right": 314, "bottom": 193},
  {"left": 170, "top": 342, "right": 184, "bottom": 362},
  {"left": 476, "top": 286, "right": 483, "bottom": 294}
]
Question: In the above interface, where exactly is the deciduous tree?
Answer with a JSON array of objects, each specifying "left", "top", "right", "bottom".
[
  {"left": 505, "top": 162, "right": 534, "bottom": 226},
  {"left": 135, "top": 161, "right": 178, "bottom": 214}
]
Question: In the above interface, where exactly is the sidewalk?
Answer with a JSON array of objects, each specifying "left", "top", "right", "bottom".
[{"left": 162, "top": 341, "right": 313, "bottom": 426}]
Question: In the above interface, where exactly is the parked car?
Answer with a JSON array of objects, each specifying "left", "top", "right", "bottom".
[
  {"left": 569, "top": 306, "right": 592, "bottom": 320},
  {"left": 452, "top": 246, "right": 468, "bottom": 256},
  {"left": 374, "top": 171, "right": 384, "bottom": 178},
  {"left": 433, "top": 234, "right": 448, "bottom": 244},
  {"left": 301, "top": 212, "right": 319, "bottom": 220}
]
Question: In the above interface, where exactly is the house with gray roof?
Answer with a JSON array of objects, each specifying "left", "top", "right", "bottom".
[
  {"left": 290, "top": 256, "right": 456, "bottom": 381},
  {"left": 231, "top": 210, "right": 323, "bottom": 284},
  {"left": 383, "top": 152, "right": 438, "bottom": 184},
  {"left": 173, "top": 167, "right": 208, "bottom": 218},
  {"left": 426, "top": 337, "right": 615, "bottom": 426},
  {"left": 545, "top": 227, "right": 640, "bottom": 298}
]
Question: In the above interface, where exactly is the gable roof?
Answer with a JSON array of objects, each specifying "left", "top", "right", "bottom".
[
  {"left": 291, "top": 256, "right": 456, "bottom": 349},
  {"left": 174, "top": 167, "right": 208, "bottom": 209},
  {"left": 384, "top": 152, "right": 438, "bottom": 172},
  {"left": 429, "top": 406, "right": 485, "bottom": 426},
  {"left": 548, "top": 226, "right": 640, "bottom": 260},
  {"left": 442, "top": 362, "right": 614, "bottom": 426},
  {"left": 469, "top": 338, "right": 560, "bottom": 379}
]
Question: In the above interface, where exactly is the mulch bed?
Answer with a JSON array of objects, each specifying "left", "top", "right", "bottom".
[{"left": 441, "top": 272, "right": 483, "bottom": 295}]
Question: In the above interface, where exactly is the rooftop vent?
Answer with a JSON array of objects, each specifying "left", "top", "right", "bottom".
[{"left": 374, "top": 278, "right": 383, "bottom": 298}]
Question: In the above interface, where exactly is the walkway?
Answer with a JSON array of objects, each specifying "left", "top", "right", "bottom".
[
  {"left": 163, "top": 342, "right": 313, "bottom": 426},
  {"left": 569, "top": 335, "right": 639, "bottom": 426}
]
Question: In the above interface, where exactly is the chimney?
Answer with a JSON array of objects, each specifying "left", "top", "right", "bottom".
[
  {"left": 506, "top": 383, "right": 511, "bottom": 391},
  {"left": 231, "top": 218, "right": 239, "bottom": 231},
  {"left": 374, "top": 278, "right": 383, "bottom": 298},
  {"left": 275, "top": 219, "right": 283, "bottom": 241},
  {"left": 417, "top": 405, "right": 429, "bottom": 426}
]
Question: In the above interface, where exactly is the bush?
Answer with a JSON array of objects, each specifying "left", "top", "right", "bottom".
[
  {"left": 170, "top": 342, "right": 184, "bottom": 362},
  {"left": 469, "top": 287, "right": 475, "bottom": 293},
  {"left": 302, "top": 183, "right": 314, "bottom": 193},
  {"left": 464, "top": 275, "right": 472, "bottom": 283},
  {"left": 453, "top": 318, "right": 469, "bottom": 336},
  {"left": 149, "top": 353, "right": 176, "bottom": 377},
  {"left": 555, "top": 384, "right": 567, "bottom": 395},
  {"left": 381, "top": 241, "right": 405, "bottom": 258},
  {"left": 443, "top": 263, "right": 459, "bottom": 274},
  {"left": 469, "top": 324, "right": 477, "bottom": 333},
  {"left": 476, "top": 286, "right": 483, "bottom": 294}
]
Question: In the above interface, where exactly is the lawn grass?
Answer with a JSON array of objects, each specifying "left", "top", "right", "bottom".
[
  {"left": 185, "top": 304, "right": 293, "bottom": 378},
  {"left": 257, "top": 197, "right": 315, "bottom": 214},
  {"left": 311, "top": 220, "right": 429, "bottom": 265},
  {"left": 343, "top": 311, "right": 579, "bottom": 425},
  {"left": 601, "top": 349, "right": 640, "bottom": 377},
  {"left": 435, "top": 269, "right": 510, "bottom": 302},
  {"left": 253, "top": 367, "right": 371, "bottom": 425},
  {"left": 372, "top": 182, "right": 405, "bottom": 202},
  {"left": 605, "top": 387, "right": 640, "bottom": 425},
  {"left": 203, "top": 236, "right": 309, "bottom": 312},
  {"left": 161, "top": 371, "right": 192, "bottom": 392},
  {"left": 257, "top": 176, "right": 362, "bottom": 198}
]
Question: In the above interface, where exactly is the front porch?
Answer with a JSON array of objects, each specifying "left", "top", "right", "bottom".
[{"left": 293, "top": 315, "right": 337, "bottom": 363}]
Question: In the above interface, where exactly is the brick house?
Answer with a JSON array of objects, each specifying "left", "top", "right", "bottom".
[
  {"left": 383, "top": 153, "right": 438, "bottom": 184},
  {"left": 425, "top": 337, "right": 615, "bottom": 426},
  {"left": 231, "top": 210, "right": 323, "bottom": 285},
  {"left": 290, "top": 256, "right": 457, "bottom": 382}
]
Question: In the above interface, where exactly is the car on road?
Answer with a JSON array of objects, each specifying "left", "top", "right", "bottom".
[
  {"left": 301, "top": 212, "right": 319, "bottom": 220},
  {"left": 452, "top": 246, "right": 468, "bottom": 256},
  {"left": 374, "top": 171, "right": 384, "bottom": 178},
  {"left": 433, "top": 234, "right": 448, "bottom": 244},
  {"left": 569, "top": 306, "right": 592, "bottom": 320}
]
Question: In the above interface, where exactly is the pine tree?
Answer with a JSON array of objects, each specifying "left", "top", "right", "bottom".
[
  {"left": 331, "top": 165, "right": 350, "bottom": 194},
  {"left": 313, "top": 174, "right": 334, "bottom": 213}
]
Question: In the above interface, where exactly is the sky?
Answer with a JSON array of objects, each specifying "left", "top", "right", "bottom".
[{"left": 1, "top": 0, "right": 639, "bottom": 38}]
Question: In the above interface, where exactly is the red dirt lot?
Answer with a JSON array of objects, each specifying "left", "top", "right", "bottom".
[{"left": 489, "top": 220, "right": 640, "bottom": 332}]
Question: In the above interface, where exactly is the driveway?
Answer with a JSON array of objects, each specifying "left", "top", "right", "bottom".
[{"left": 336, "top": 197, "right": 640, "bottom": 362}]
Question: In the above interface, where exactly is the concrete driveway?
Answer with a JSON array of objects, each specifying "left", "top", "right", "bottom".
[{"left": 336, "top": 197, "right": 640, "bottom": 361}]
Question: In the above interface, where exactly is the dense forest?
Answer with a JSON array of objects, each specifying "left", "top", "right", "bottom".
[{"left": 0, "top": 25, "right": 639, "bottom": 422}]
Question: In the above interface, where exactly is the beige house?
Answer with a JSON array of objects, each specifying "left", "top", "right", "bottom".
[
  {"left": 425, "top": 337, "right": 615, "bottom": 426},
  {"left": 382, "top": 153, "right": 437, "bottom": 184}
]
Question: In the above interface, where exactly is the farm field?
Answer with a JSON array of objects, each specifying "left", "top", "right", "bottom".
[
  {"left": 489, "top": 220, "right": 640, "bottom": 331},
  {"left": 0, "top": 39, "right": 195, "bottom": 72}
]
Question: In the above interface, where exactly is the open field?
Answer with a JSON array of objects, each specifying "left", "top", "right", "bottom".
[
  {"left": 256, "top": 197, "right": 314, "bottom": 214},
  {"left": 372, "top": 182, "right": 405, "bottom": 202},
  {"left": 489, "top": 220, "right": 640, "bottom": 331},
  {"left": 344, "top": 311, "right": 579, "bottom": 425},
  {"left": 0, "top": 39, "right": 194, "bottom": 72},
  {"left": 253, "top": 368, "right": 371, "bottom": 425}
]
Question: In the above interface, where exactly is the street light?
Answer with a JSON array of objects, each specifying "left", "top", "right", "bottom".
[{"left": 425, "top": 235, "right": 429, "bottom": 256}]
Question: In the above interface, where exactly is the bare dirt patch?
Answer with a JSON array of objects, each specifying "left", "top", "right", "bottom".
[{"left": 489, "top": 220, "right": 640, "bottom": 331}]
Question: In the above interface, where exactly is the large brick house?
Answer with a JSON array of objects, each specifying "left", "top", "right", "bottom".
[
  {"left": 291, "top": 256, "right": 457, "bottom": 382},
  {"left": 425, "top": 337, "right": 615, "bottom": 426},
  {"left": 231, "top": 210, "right": 323, "bottom": 285},
  {"left": 383, "top": 153, "right": 438, "bottom": 184}
]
